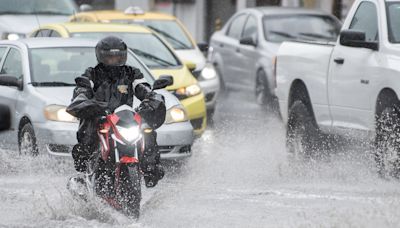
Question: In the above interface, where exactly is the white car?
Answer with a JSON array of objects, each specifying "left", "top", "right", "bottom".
[
  {"left": 275, "top": 0, "right": 400, "bottom": 175},
  {"left": 209, "top": 7, "right": 341, "bottom": 107},
  {"left": 0, "top": 38, "right": 194, "bottom": 159}
]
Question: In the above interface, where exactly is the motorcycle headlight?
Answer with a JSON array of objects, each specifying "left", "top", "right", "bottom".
[
  {"left": 165, "top": 106, "right": 188, "bottom": 124},
  {"left": 116, "top": 125, "right": 141, "bottom": 143},
  {"left": 44, "top": 105, "right": 77, "bottom": 123},
  {"left": 2, "top": 32, "right": 26, "bottom": 40},
  {"left": 200, "top": 63, "right": 217, "bottom": 80},
  {"left": 175, "top": 84, "right": 201, "bottom": 99}
]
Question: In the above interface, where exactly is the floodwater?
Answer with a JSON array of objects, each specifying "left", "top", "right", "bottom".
[{"left": 1, "top": 84, "right": 400, "bottom": 228}]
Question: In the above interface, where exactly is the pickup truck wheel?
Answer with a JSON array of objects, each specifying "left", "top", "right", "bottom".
[
  {"left": 375, "top": 105, "right": 400, "bottom": 178},
  {"left": 18, "top": 123, "right": 39, "bottom": 156},
  {"left": 287, "top": 100, "right": 318, "bottom": 160}
]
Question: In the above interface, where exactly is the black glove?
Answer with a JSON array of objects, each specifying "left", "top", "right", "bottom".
[{"left": 136, "top": 93, "right": 166, "bottom": 129}]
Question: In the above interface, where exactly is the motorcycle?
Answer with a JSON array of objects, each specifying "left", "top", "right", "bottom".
[
  {"left": 67, "top": 75, "right": 173, "bottom": 219},
  {"left": 68, "top": 104, "right": 144, "bottom": 218}
]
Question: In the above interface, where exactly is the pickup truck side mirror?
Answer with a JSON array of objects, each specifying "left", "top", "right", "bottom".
[
  {"left": 240, "top": 36, "right": 257, "bottom": 47},
  {"left": 340, "top": 30, "right": 379, "bottom": 51},
  {"left": 0, "top": 104, "right": 11, "bottom": 131},
  {"left": 153, "top": 75, "right": 174, "bottom": 90},
  {"left": 0, "top": 75, "right": 22, "bottom": 90}
]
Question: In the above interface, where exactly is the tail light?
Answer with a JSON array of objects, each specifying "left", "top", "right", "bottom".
[{"left": 272, "top": 56, "right": 277, "bottom": 88}]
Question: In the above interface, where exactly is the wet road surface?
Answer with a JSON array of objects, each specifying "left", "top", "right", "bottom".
[{"left": 1, "top": 83, "right": 400, "bottom": 227}]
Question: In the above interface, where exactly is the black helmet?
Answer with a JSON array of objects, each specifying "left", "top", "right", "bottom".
[{"left": 95, "top": 36, "right": 127, "bottom": 66}]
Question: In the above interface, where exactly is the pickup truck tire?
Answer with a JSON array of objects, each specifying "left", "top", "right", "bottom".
[
  {"left": 286, "top": 100, "right": 319, "bottom": 160},
  {"left": 375, "top": 105, "right": 400, "bottom": 178}
]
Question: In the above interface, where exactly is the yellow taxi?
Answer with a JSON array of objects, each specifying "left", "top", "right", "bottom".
[
  {"left": 30, "top": 22, "right": 207, "bottom": 135},
  {"left": 69, "top": 7, "right": 221, "bottom": 119}
]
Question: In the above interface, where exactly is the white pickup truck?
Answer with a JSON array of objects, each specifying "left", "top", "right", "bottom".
[{"left": 275, "top": 0, "right": 400, "bottom": 176}]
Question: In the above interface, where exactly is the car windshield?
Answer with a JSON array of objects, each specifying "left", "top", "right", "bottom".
[
  {"left": 263, "top": 14, "right": 341, "bottom": 43},
  {"left": 111, "top": 19, "right": 194, "bottom": 50},
  {"left": 0, "top": 0, "right": 77, "bottom": 15},
  {"left": 71, "top": 32, "right": 181, "bottom": 69},
  {"left": 386, "top": 2, "right": 400, "bottom": 43},
  {"left": 29, "top": 47, "right": 154, "bottom": 86}
]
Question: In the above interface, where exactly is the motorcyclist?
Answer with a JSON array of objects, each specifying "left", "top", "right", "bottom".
[{"left": 66, "top": 36, "right": 165, "bottom": 187}]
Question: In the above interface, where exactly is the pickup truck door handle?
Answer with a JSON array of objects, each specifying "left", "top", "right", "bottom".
[{"left": 334, "top": 58, "right": 345, "bottom": 64}]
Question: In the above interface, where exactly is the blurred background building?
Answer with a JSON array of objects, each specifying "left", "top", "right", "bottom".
[{"left": 74, "top": 0, "right": 355, "bottom": 43}]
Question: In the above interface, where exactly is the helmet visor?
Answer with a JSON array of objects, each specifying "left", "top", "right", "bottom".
[{"left": 98, "top": 49, "right": 127, "bottom": 66}]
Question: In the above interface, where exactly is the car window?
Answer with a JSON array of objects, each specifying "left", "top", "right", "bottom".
[
  {"left": 349, "top": 1, "right": 378, "bottom": 41},
  {"left": 50, "top": 30, "right": 61, "bottom": 37},
  {"left": 36, "top": 29, "right": 51, "bottom": 37},
  {"left": 242, "top": 15, "right": 257, "bottom": 38},
  {"left": 29, "top": 47, "right": 154, "bottom": 86},
  {"left": 0, "top": 48, "right": 23, "bottom": 80},
  {"left": 0, "top": 0, "right": 77, "bottom": 15},
  {"left": 71, "top": 32, "right": 181, "bottom": 69},
  {"left": 0, "top": 47, "right": 7, "bottom": 64},
  {"left": 227, "top": 14, "right": 248, "bottom": 40}
]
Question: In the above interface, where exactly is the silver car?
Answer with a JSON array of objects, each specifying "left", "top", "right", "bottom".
[
  {"left": 209, "top": 7, "right": 341, "bottom": 106},
  {"left": 0, "top": 38, "right": 193, "bottom": 159}
]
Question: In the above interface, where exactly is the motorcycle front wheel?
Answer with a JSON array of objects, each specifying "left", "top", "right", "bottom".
[{"left": 118, "top": 163, "right": 142, "bottom": 219}]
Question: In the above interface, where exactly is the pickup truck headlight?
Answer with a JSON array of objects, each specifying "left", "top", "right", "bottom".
[
  {"left": 44, "top": 105, "right": 77, "bottom": 123},
  {"left": 165, "top": 106, "right": 188, "bottom": 124},
  {"left": 199, "top": 63, "right": 217, "bottom": 80},
  {"left": 2, "top": 32, "right": 26, "bottom": 40},
  {"left": 174, "top": 84, "right": 201, "bottom": 99}
]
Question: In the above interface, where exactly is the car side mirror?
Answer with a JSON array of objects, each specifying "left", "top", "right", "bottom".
[
  {"left": 0, "top": 75, "right": 22, "bottom": 90},
  {"left": 79, "top": 4, "right": 93, "bottom": 12},
  {"left": 153, "top": 75, "right": 174, "bottom": 90},
  {"left": 340, "top": 30, "right": 379, "bottom": 51},
  {"left": 240, "top": 36, "right": 257, "bottom": 46},
  {"left": 0, "top": 104, "right": 11, "bottom": 131},
  {"left": 197, "top": 42, "right": 209, "bottom": 52},
  {"left": 184, "top": 61, "right": 197, "bottom": 71}
]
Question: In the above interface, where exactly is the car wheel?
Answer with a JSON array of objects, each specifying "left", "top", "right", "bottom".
[
  {"left": 18, "top": 123, "right": 39, "bottom": 156},
  {"left": 375, "top": 105, "right": 400, "bottom": 178},
  {"left": 286, "top": 100, "right": 319, "bottom": 160}
]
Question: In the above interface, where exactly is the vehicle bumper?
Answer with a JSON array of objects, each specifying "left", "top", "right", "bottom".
[
  {"left": 198, "top": 76, "right": 220, "bottom": 111},
  {"left": 33, "top": 119, "right": 195, "bottom": 159},
  {"left": 180, "top": 92, "right": 207, "bottom": 136}
]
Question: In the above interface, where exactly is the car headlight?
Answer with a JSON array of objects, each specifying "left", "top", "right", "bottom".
[
  {"left": 175, "top": 84, "right": 201, "bottom": 99},
  {"left": 116, "top": 125, "right": 141, "bottom": 143},
  {"left": 200, "top": 63, "right": 217, "bottom": 80},
  {"left": 1, "top": 32, "right": 26, "bottom": 40},
  {"left": 44, "top": 105, "right": 77, "bottom": 123},
  {"left": 165, "top": 106, "right": 188, "bottom": 124}
]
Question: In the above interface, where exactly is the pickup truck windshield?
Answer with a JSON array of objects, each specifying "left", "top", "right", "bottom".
[
  {"left": 29, "top": 47, "right": 154, "bottom": 86},
  {"left": 387, "top": 2, "right": 400, "bottom": 43},
  {"left": 71, "top": 32, "right": 181, "bottom": 69},
  {"left": 263, "top": 15, "right": 341, "bottom": 43},
  {"left": 0, "top": 0, "right": 77, "bottom": 15}
]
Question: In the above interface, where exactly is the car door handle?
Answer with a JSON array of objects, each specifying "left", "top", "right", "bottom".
[
  {"left": 219, "top": 43, "right": 224, "bottom": 48},
  {"left": 236, "top": 47, "right": 240, "bottom": 53},
  {"left": 360, "top": 79, "right": 369, "bottom": 85},
  {"left": 334, "top": 58, "right": 344, "bottom": 64}
]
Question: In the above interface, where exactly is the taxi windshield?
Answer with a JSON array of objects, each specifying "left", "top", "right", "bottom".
[
  {"left": 111, "top": 19, "right": 194, "bottom": 50},
  {"left": 71, "top": 32, "right": 181, "bottom": 69}
]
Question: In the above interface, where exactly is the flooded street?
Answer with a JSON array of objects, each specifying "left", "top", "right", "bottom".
[{"left": 2, "top": 85, "right": 400, "bottom": 227}]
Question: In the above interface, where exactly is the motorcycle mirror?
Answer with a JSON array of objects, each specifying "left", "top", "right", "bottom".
[
  {"left": 0, "top": 104, "right": 11, "bottom": 131},
  {"left": 153, "top": 75, "right": 173, "bottom": 90}
]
